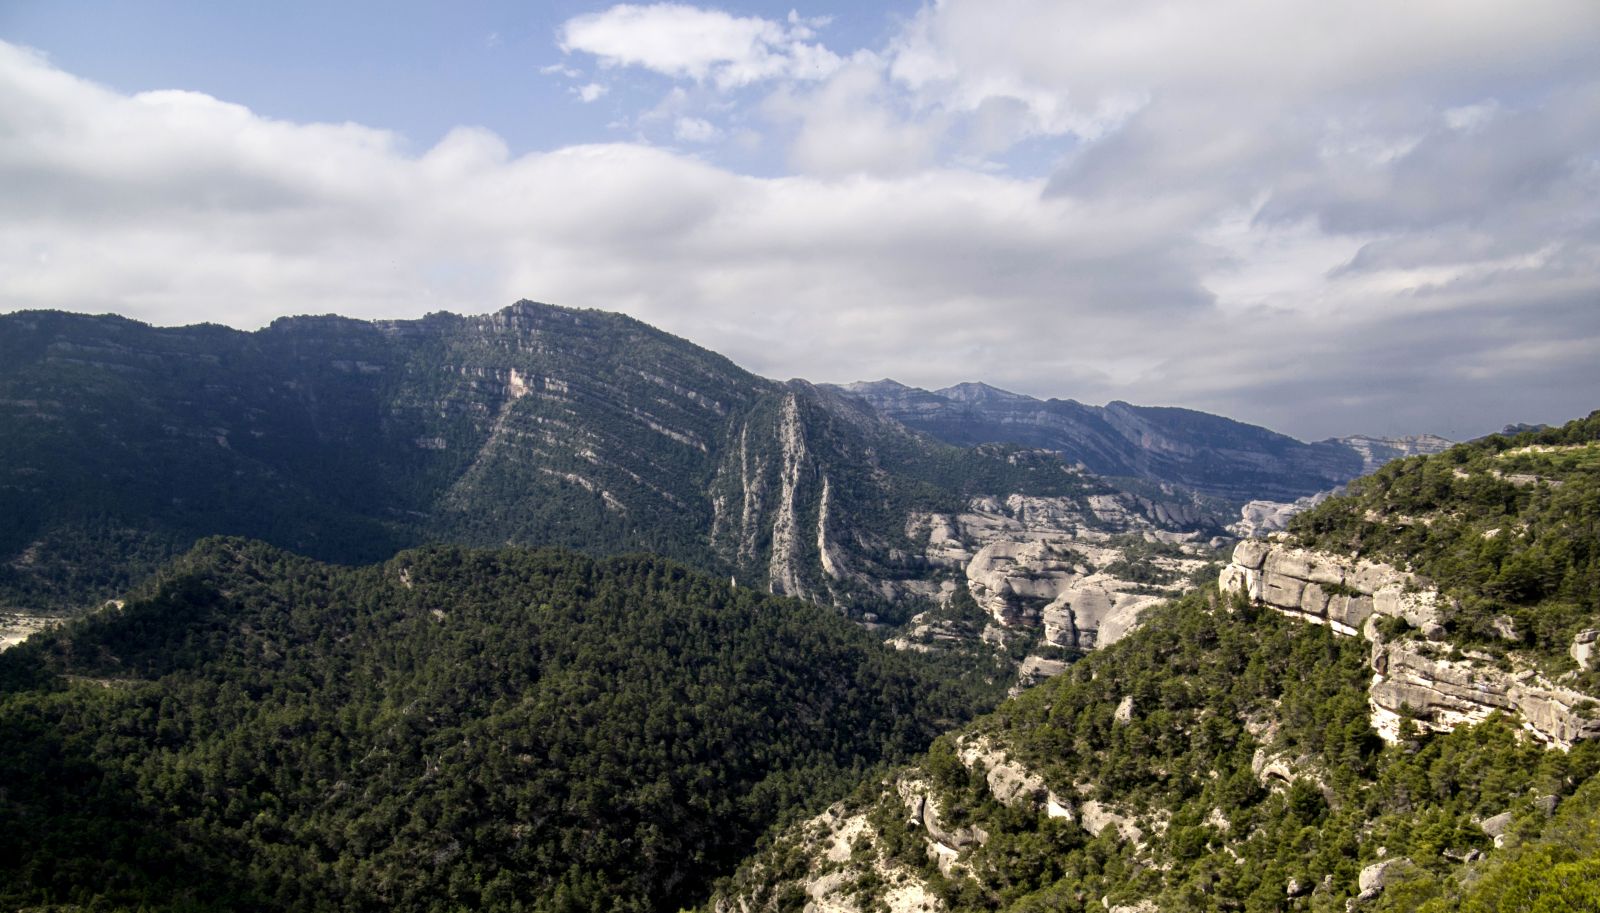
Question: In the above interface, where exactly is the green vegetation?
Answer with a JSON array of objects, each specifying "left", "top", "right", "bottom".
[
  {"left": 0, "top": 306, "right": 1119, "bottom": 619},
  {"left": 718, "top": 588, "right": 1600, "bottom": 912},
  {"left": 0, "top": 540, "right": 1006, "bottom": 912},
  {"left": 1290, "top": 411, "right": 1600, "bottom": 679}
]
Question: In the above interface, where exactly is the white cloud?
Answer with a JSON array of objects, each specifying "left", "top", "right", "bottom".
[
  {"left": 673, "top": 116, "right": 720, "bottom": 143},
  {"left": 765, "top": 54, "right": 946, "bottom": 176},
  {"left": 559, "top": 3, "right": 841, "bottom": 90},
  {"left": 575, "top": 82, "right": 609, "bottom": 103},
  {"left": 2, "top": 14, "right": 1599, "bottom": 441}
]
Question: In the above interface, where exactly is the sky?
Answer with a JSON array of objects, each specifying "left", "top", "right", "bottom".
[{"left": 1, "top": 1, "right": 1598, "bottom": 442}]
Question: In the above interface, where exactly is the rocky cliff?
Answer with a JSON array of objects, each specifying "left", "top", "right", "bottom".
[
  {"left": 1220, "top": 540, "right": 1600, "bottom": 749},
  {"left": 713, "top": 417, "right": 1600, "bottom": 913},
  {"left": 902, "top": 492, "right": 1215, "bottom": 657}
]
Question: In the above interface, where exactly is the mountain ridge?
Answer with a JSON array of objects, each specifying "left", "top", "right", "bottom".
[
  {"left": 829, "top": 378, "right": 1452, "bottom": 502},
  {"left": 2, "top": 301, "right": 1434, "bottom": 623}
]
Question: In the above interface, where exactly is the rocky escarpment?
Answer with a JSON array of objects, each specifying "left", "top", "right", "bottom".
[
  {"left": 1220, "top": 540, "right": 1600, "bottom": 749},
  {"left": 716, "top": 735, "right": 1111, "bottom": 913},
  {"left": 1324, "top": 433, "right": 1454, "bottom": 475},
  {"left": 908, "top": 494, "right": 1216, "bottom": 656}
]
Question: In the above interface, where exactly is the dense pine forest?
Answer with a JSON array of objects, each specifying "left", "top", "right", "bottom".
[{"left": 0, "top": 541, "right": 1008, "bottom": 912}]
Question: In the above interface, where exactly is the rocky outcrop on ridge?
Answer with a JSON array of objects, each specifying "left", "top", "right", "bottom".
[
  {"left": 904, "top": 493, "right": 1216, "bottom": 664},
  {"left": 1227, "top": 491, "right": 1330, "bottom": 538},
  {"left": 1220, "top": 540, "right": 1600, "bottom": 749}
]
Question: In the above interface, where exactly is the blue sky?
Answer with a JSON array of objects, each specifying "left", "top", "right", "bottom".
[
  {"left": 2, "top": 1, "right": 919, "bottom": 166},
  {"left": 1, "top": 1, "right": 1598, "bottom": 440}
]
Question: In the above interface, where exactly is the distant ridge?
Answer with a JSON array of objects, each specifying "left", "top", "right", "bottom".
[{"left": 830, "top": 379, "right": 1451, "bottom": 502}]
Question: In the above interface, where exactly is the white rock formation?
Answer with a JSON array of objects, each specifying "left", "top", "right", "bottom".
[
  {"left": 1220, "top": 540, "right": 1600, "bottom": 749},
  {"left": 1228, "top": 492, "right": 1330, "bottom": 538},
  {"left": 909, "top": 493, "right": 1210, "bottom": 664},
  {"left": 1573, "top": 629, "right": 1598, "bottom": 671}
]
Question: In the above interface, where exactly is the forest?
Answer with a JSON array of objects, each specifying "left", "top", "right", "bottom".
[{"left": 0, "top": 540, "right": 1008, "bottom": 912}]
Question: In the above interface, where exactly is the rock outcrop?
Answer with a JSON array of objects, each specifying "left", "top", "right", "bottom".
[
  {"left": 1573, "top": 629, "right": 1598, "bottom": 671},
  {"left": 1355, "top": 857, "right": 1414, "bottom": 903},
  {"left": 1228, "top": 491, "right": 1329, "bottom": 538},
  {"left": 1221, "top": 541, "right": 1600, "bottom": 749},
  {"left": 910, "top": 494, "right": 1211, "bottom": 660}
]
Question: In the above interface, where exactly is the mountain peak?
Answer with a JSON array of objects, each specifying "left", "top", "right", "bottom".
[
  {"left": 839, "top": 378, "right": 914, "bottom": 395},
  {"left": 934, "top": 381, "right": 1035, "bottom": 404}
]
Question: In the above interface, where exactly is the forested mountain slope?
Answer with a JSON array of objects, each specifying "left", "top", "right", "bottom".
[
  {"left": 0, "top": 303, "right": 1211, "bottom": 618},
  {"left": 1287, "top": 411, "right": 1600, "bottom": 678},
  {"left": 0, "top": 540, "right": 1007, "bottom": 912},
  {"left": 0, "top": 303, "right": 764, "bottom": 607},
  {"left": 711, "top": 413, "right": 1600, "bottom": 913}
]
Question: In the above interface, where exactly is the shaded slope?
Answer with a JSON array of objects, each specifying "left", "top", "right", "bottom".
[
  {"left": 1, "top": 305, "right": 1145, "bottom": 617},
  {"left": 0, "top": 539, "right": 1004, "bottom": 912}
]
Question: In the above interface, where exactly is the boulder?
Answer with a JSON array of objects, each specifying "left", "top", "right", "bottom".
[
  {"left": 1478, "top": 811, "right": 1514, "bottom": 839},
  {"left": 1232, "top": 538, "right": 1272, "bottom": 570},
  {"left": 1114, "top": 695, "right": 1135, "bottom": 724},
  {"left": 1573, "top": 629, "right": 1598, "bottom": 671},
  {"left": 1357, "top": 858, "right": 1410, "bottom": 899}
]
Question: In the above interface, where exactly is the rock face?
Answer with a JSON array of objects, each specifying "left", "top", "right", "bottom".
[
  {"left": 1221, "top": 541, "right": 1600, "bottom": 749},
  {"left": 1356, "top": 858, "right": 1413, "bottom": 901},
  {"left": 1228, "top": 491, "right": 1330, "bottom": 538},
  {"left": 907, "top": 493, "right": 1213, "bottom": 662},
  {"left": 1574, "top": 629, "right": 1598, "bottom": 671}
]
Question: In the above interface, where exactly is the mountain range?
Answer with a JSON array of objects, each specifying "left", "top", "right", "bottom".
[
  {"left": 830, "top": 379, "right": 1451, "bottom": 502},
  {"left": 1, "top": 301, "right": 1438, "bottom": 619},
  {"left": 0, "top": 298, "right": 1595, "bottom": 913}
]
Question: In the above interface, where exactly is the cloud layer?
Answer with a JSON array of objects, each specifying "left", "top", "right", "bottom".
[{"left": 3, "top": 0, "right": 1599, "bottom": 441}]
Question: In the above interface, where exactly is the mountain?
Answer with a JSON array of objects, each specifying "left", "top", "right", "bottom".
[
  {"left": 709, "top": 413, "right": 1600, "bottom": 913},
  {"left": 0, "top": 303, "right": 762, "bottom": 607},
  {"left": 0, "top": 540, "right": 1006, "bottom": 912},
  {"left": 0, "top": 303, "right": 1225, "bottom": 621},
  {"left": 1326, "top": 433, "right": 1456, "bottom": 475},
  {"left": 831, "top": 379, "right": 1451, "bottom": 502}
]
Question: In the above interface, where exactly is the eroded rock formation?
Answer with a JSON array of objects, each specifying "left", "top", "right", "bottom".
[{"left": 1220, "top": 541, "right": 1600, "bottom": 749}]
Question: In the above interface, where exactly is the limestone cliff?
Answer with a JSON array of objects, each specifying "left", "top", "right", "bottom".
[
  {"left": 906, "top": 493, "right": 1216, "bottom": 653},
  {"left": 1220, "top": 540, "right": 1600, "bottom": 749}
]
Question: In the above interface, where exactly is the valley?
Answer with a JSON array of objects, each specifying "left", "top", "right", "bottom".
[
  {"left": 0, "top": 301, "right": 1395, "bottom": 682},
  {"left": 1, "top": 304, "right": 1594, "bottom": 913}
]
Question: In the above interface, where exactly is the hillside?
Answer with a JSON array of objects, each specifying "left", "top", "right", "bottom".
[
  {"left": 0, "top": 540, "right": 1007, "bottom": 912},
  {"left": 0, "top": 303, "right": 1221, "bottom": 621},
  {"left": 1287, "top": 411, "right": 1600, "bottom": 679},
  {"left": 833, "top": 380, "right": 1450, "bottom": 503},
  {"left": 710, "top": 412, "right": 1600, "bottom": 913}
]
